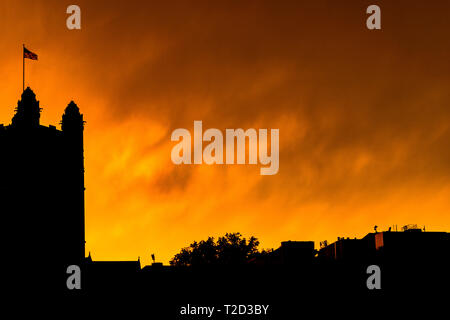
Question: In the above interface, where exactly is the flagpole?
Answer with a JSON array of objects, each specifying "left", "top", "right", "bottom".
[{"left": 22, "top": 44, "right": 25, "bottom": 92}]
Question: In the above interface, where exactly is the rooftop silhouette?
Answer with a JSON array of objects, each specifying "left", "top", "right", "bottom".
[{"left": 0, "top": 89, "right": 448, "bottom": 307}]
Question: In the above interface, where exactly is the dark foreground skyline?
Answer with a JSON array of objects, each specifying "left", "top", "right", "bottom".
[{"left": 1, "top": 1, "right": 450, "bottom": 265}]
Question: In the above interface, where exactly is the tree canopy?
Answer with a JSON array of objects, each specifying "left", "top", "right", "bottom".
[{"left": 170, "top": 232, "right": 266, "bottom": 266}]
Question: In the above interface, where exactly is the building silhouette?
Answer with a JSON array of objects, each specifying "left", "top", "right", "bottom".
[
  {"left": 249, "top": 241, "right": 315, "bottom": 265},
  {"left": 317, "top": 227, "right": 449, "bottom": 264},
  {"left": 0, "top": 88, "right": 85, "bottom": 291}
]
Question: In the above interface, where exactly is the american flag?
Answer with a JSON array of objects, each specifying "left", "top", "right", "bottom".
[{"left": 23, "top": 47, "right": 38, "bottom": 60}]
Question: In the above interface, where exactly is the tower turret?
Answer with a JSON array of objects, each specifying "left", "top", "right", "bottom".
[
  {"left": 11, "top": 87, "right": 41, "bottom": 128},
  {"left": 61, "top": 100, "right": 86, "bottom": 263},
  {"left": 61, "top": 101, "right": 84, "bottom": 132}
]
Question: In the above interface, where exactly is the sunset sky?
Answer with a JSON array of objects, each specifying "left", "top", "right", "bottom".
[{"left": 1, "top": 0, "right": 449, "bottom": 265}]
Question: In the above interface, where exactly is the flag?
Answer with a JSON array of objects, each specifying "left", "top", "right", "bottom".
[{"left": 24, "top": 47, "right": 38, "bottom": 60}]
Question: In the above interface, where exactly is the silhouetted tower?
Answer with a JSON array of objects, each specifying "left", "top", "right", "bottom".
[
  {"left": 0, "top": 88, "right": 87, "bottom": 292},
  {"left": 61, "top": 101, "right": 86, "bottom": 263}
]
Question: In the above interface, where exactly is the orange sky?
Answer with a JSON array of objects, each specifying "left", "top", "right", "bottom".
[{"left": 1, "top": 0, "right": 449, "bottom": 265}]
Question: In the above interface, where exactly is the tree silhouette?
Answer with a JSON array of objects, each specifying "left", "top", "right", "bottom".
[{"left": 170, "top": 232, "right": 264, "bottom": 266}]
